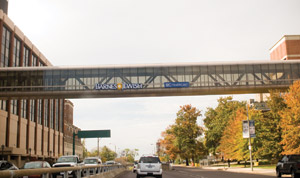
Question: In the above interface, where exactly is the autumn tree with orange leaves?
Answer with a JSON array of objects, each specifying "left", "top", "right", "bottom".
[
  {"left": 280, "top": 80, "right": 300, "bottom": 154},
  {"left": 158, "top": 104, "right": 206, "bottom": 165}
]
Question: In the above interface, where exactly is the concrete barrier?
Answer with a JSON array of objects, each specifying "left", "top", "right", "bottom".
[{"left": 85, "top": 167, "right": 125, "bottom": 178}]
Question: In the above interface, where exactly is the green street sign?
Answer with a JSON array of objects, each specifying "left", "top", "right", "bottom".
[{"left": 77, "top": 130, "right": 111, "bottom": 138}]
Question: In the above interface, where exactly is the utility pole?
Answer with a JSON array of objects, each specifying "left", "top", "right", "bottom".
[
  {"left": 246, "top": 105, "right": 253, "bottom": 171},
  {"left": 97, "top": 138, "right": 100, "bottom": 157}
]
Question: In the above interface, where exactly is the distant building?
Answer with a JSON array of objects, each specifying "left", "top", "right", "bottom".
[
  {"left": 0, "top": 2, "right": 82, "bottom": 167},
  {"left": 270, "top": 35, "right": 300, "bottom": 61},
  {"left": 257, "top": 35, "right": 300, "bottom": 101}
]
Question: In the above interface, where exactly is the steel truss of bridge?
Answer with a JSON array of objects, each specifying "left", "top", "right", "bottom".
[{"left": 0, "top": 60, "right": 300, "bottom": 99}]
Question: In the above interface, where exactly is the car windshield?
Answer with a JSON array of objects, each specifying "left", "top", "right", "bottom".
[
  {"left": 57, "top": 157, "right": 76, "bottom": 163},
  {"left": 84, "top": 159, "right": 97, "bottom": 164},
  {"left": 290, "top": 155, "right": 300, "bottom": 162},
  {"left": 139, "top": 157, "right": 160, "bottom": 163},
  {"left": 24, "top": 162, "right": 43, "bottom": 169}
]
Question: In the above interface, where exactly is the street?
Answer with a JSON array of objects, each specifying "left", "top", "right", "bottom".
[{"left": 116, "top": 166, "right": 275, "bottom": 178}]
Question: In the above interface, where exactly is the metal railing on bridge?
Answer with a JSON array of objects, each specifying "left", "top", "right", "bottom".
[
  {"left": 0, "top": 164, "right": 125, "bottom": 178},
  {"left": 0, "top": 60, "right": 300, "bottom": 99}
]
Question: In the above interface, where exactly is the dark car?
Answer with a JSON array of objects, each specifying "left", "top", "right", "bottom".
[
  {"left": 0, "top": 160, "right": 18, "bottom": 171},
  {"left": 276, "top": 154, "right": 300, "bottom": 178},
  {"left": 22, "top": 161, "right": 52, "bottom": 178}
]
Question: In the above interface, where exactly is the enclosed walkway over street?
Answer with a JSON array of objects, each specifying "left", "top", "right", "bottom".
[{"left": 0, "top": 60, "right": 300, "bottom": 99}]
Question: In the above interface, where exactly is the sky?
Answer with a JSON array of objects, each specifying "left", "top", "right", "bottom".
[{"left": 7, "top": 0, "right": 300, "bottom": 158}]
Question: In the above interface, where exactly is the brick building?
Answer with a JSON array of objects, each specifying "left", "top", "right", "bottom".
[
  {"left": 270, "top": 35, "right": 300, "bottom": 61},
  {"left": 0, "top": 1, "right": 82, "bottom": 167}
]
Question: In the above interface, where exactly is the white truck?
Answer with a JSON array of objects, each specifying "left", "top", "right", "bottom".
[{"left": 52, "top": 155, "right": 81, "bottom": 178}]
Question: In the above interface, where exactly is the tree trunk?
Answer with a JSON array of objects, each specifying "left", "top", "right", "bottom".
[{"left": 186, "top": 158, "right": 189, "bottom": 166}]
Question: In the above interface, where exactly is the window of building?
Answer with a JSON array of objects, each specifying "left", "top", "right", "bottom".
[
  {"left": 32, "top": 54, "right": 37, "bottom": 66},
  {"left": 37, "top": 99, "right": 42, "bottom": 125},
  {"left": 44, "top": 99, "right": 48, "bottom": 127},
  {"left": 29, "top": 100, "right": 35, "bottom": 122},
  {"left": 21, "top": 100, "right": 27, "bottom": 119},
  {"left": 50, "top": 100, "right": 54, "bottom": 129},
  {"left": 60, "top": 99, "right": 64, "bottom": 132},
  {"left": 23, "top": 46, "right": 30, "bottom": 67},
  {"left": 0, "top": 100, "right": 7, "bottom": 111},
  {"left": 55, "top": 99, "right": 59, "bottom": 131},
  {"left": 1, "top": 26, "right": 11, "bottom": 67},
  {"left": 10, "top": 100, "right": 18, "bottom": 115},
  {"left": 13, "top": 37, "right": 21, "bottom": 67}
]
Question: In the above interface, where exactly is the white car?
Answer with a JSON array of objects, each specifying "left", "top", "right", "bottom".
[
  {"left": 83, "top": 157, "right": 102, "bottom": 174},
  {"left": 136, "top": 155, "right": 162, "bottom": 178}
]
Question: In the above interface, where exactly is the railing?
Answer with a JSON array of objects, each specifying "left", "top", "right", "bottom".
[{"left": 0, "top": 164, "right": 125, "bottom": 178}]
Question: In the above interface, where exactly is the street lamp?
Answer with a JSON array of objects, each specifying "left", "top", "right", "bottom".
[{"left": 1, "top": 145, "right": 4, "bottom": 160}]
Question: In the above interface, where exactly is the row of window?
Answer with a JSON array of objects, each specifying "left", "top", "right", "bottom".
[
  {"left": 0, "top": 26, "right": 46, "bottom": 68},
  {"left": 0, "top": 99, "right": 64, "bottom": 131},
  {"left": 0, "top": 25, "right": 62, "bottom": 131},
  {"left": 0, "top": 62, "right": 299, "bottom": 91}
]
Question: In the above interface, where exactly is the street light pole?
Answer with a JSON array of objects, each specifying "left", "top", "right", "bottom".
[{"left": 246, "top": 105, "right": 253, "bottom": 171}]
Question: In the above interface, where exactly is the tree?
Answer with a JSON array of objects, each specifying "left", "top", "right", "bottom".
[
  {"left": 171, "top": 104, "right": 203, "bottom": 165},
  {"left": 204, "top": 97, "right": 245, "bottom": 155},
  {"left": 100, "top": 146, "right": 117, "bottom": 163},
  {"left": 120, "top": 148, "right": 139, "bottom": 163},
  {"left": 253, "top": 91, "right": 285, "bottom": 162},
  {"left": 280, "top": 81, "right": 300, "bottom": 154},
  {"left": 158, "top": 127, "right": 180, "bottom": 161},
  {"left": 218, "top": 108, "right": 248, "bottom": 161}
]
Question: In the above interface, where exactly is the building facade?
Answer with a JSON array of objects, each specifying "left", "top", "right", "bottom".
[
  {"left": 0, "top": 8, "right": 82, "bottom": 167},
  {"left": 270, "top": 35, "right": 300, "bottom": 61}
]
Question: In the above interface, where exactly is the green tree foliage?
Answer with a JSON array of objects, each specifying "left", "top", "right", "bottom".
[
  {"left": 100, "top": 146, "right": 117, "bottom": 163},
  {"left": 204, "top": 97, "right": 245, "bottom": 155},
  {"left": 253, "top": 91, "right": 285, "bottom": 161},
  {"left": 280, "top": 81, "right": 300, "bottom": 154},
  {"left": 120, "top": 148, "right": 139, "bottom": 163},
  {"left": 171, "top": 104, "right": 204, "bottom": 165}
]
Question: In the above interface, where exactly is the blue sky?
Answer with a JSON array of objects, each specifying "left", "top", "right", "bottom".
[{"left": 8, "top": 0, "right": 300, "bottom": 157}]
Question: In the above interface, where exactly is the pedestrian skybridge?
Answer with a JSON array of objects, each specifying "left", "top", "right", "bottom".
[{"left": 0, "top": 60, "right": 300, "bottom": 99}]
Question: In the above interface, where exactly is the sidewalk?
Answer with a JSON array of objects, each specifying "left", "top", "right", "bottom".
[{"left": 201, "top": 166, "right": 276, "bottom": 176}]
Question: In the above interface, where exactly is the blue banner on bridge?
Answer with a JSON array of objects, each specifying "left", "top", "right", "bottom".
[{"left": 164, "top": 82, "right": 190, "bottom": 88}]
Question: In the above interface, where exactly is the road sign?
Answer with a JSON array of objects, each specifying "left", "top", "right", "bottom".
[
  {"left": 73, "top": 130, "right": 111, "bottom": 155},
  {"left": 77, "top": 130, "right": 111, "bottom": 138},
  {"left": 243, "top": 120, "right": 256, "bottom": 138}
]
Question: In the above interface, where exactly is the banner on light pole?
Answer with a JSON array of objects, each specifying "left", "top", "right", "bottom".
[{"left": 242, "top": 120, "right": 256, "bottom": 138}]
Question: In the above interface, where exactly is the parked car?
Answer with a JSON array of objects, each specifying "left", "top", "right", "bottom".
[
  {"left": 0, "top": 160, "right": 18, "bottom": 171},
  {"left": 136, "top": 155, "right": 162, "bottom": 178},
  {"left": 83, "top": 157, "right": 102, "bottom": 174},
  {"left": 22, "top": 161, "right": 52, "bottom": 178},
  {"left": 52, "top": 155, "right": 82, "bottom": 178},
  {"left": 276, "top": 154, "right": 300, "bottom": 178},
  {"left": 132, "top": 161, "right": 138, "bottom": 173}
]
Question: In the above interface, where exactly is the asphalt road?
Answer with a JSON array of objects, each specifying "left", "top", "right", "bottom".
[{"left": 116, "top": 166, "right": 276, "bottom": 178}]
